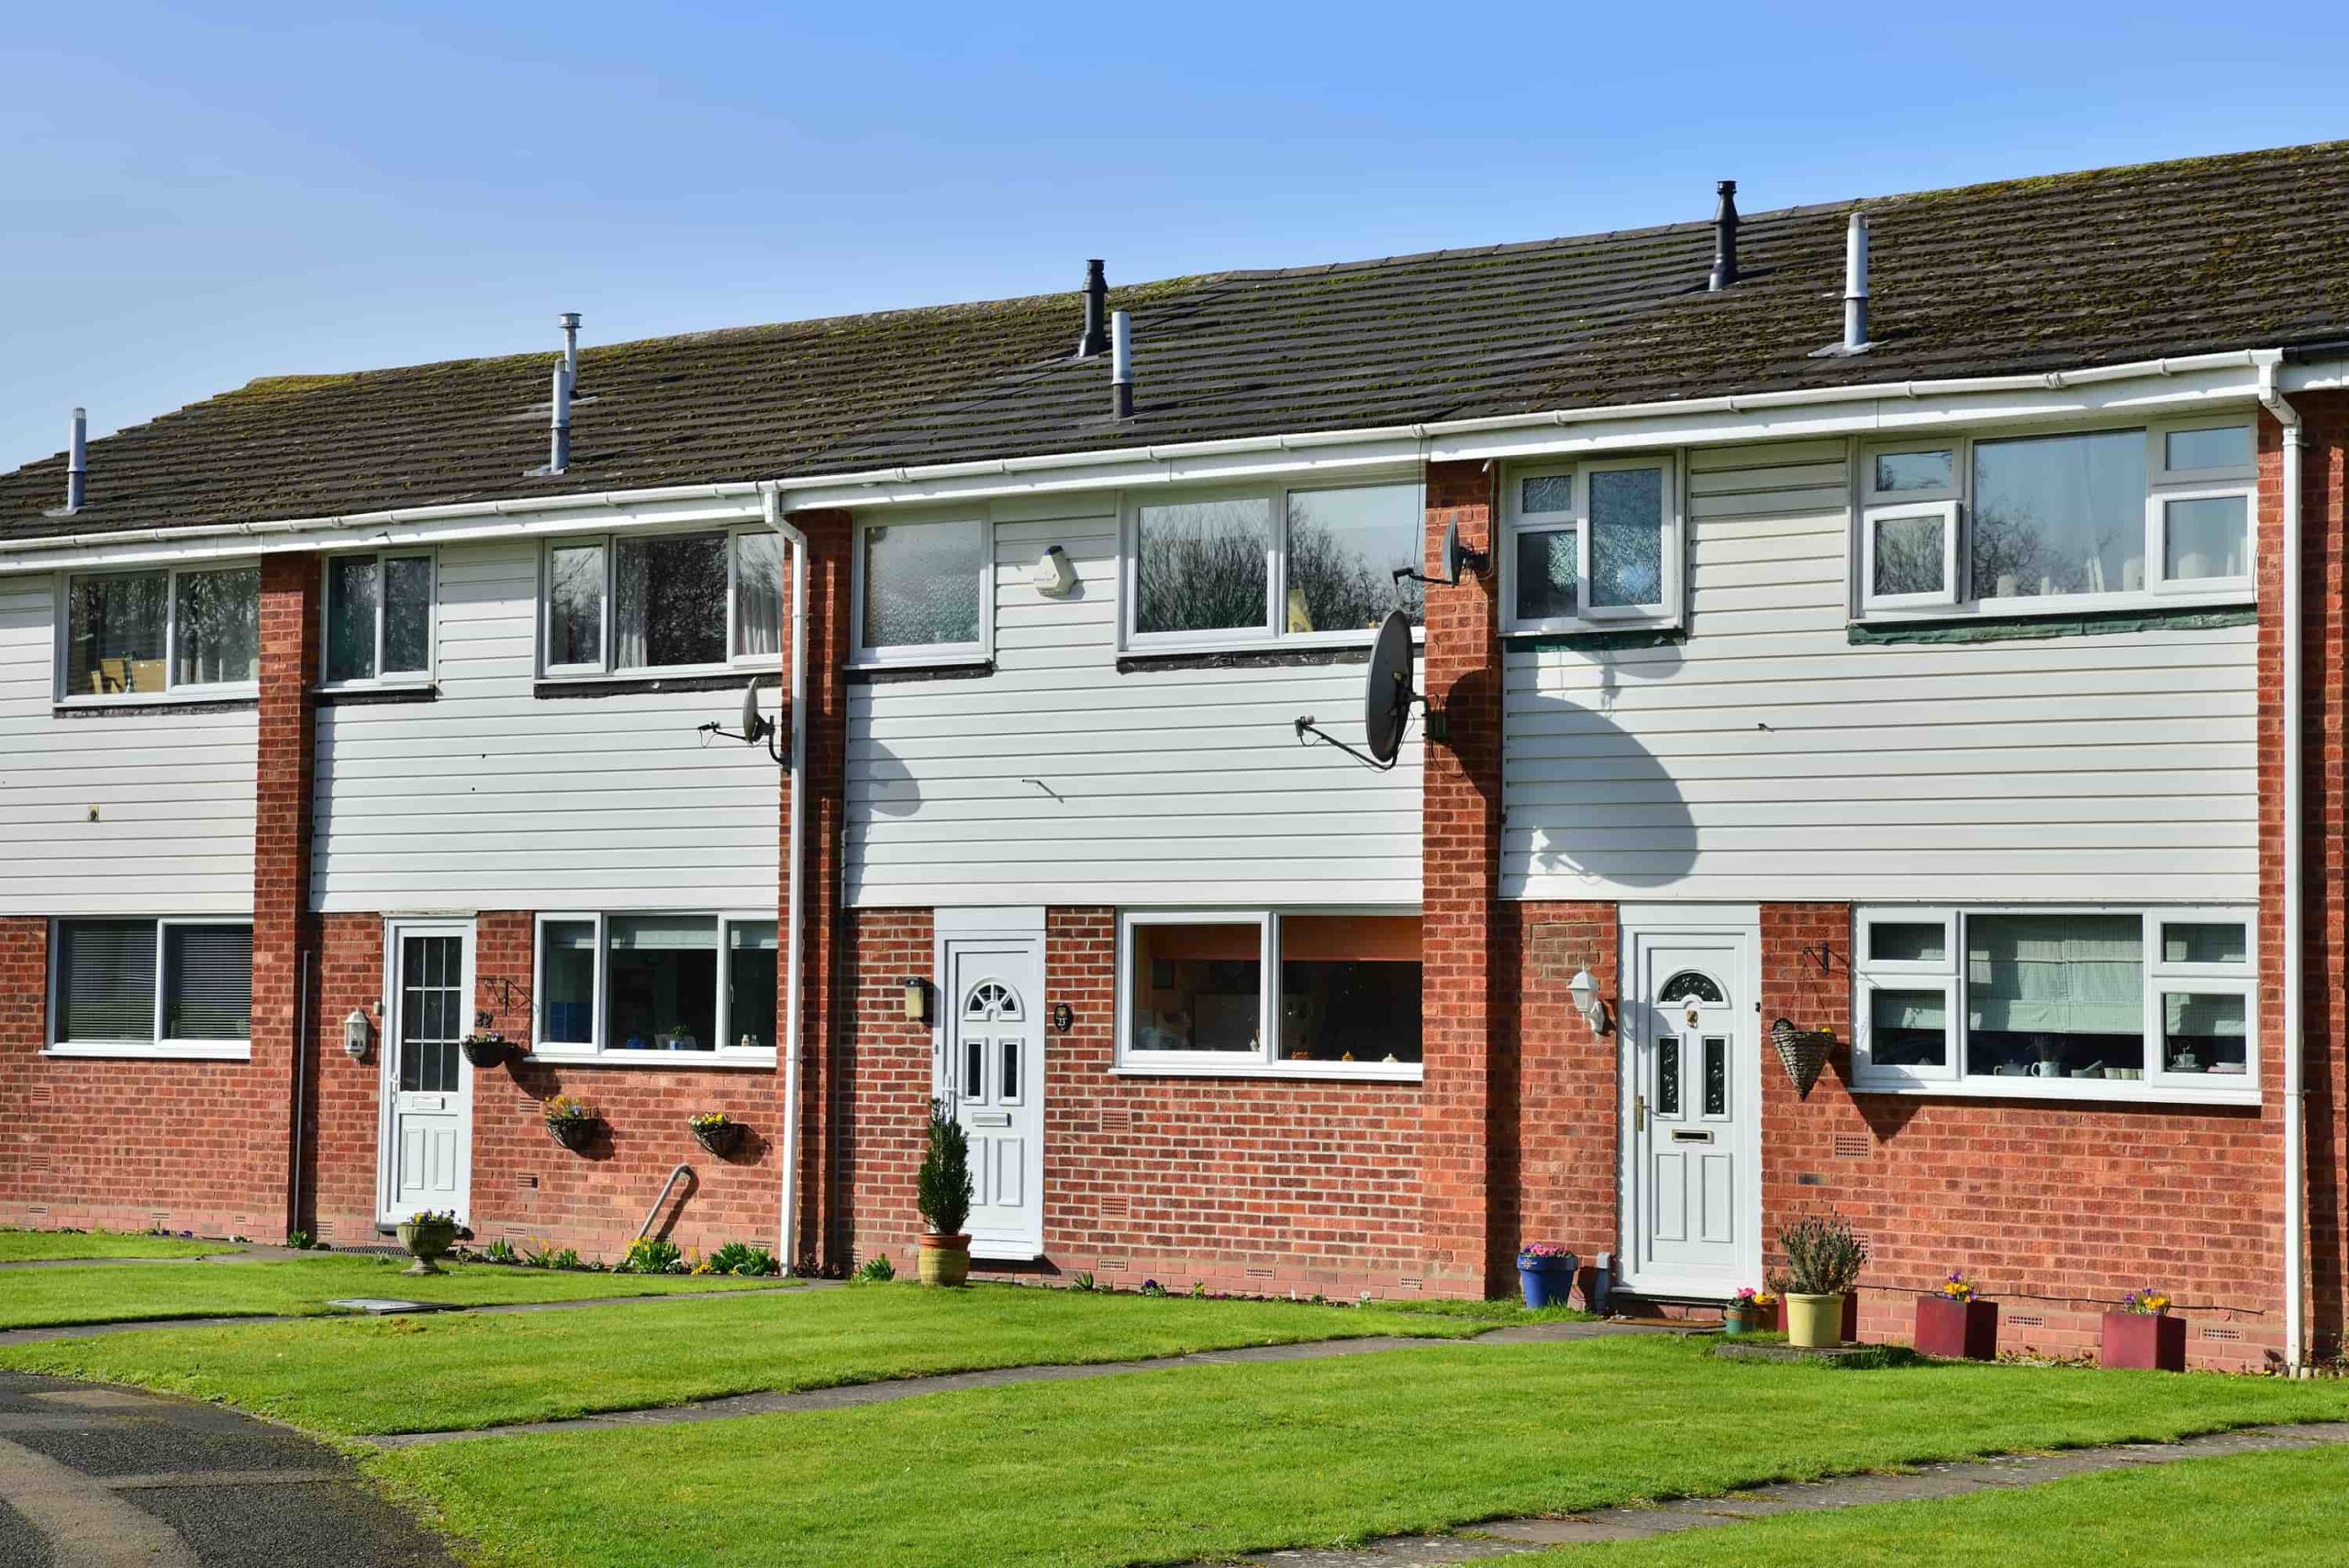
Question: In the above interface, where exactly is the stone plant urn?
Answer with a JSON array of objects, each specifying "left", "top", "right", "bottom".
[
  {"left": 918, "top": 1232, "right": 971, "bottom": 1287},
  {"left": 396, "top": 1216, "right": 459, "bottom": 1276}
]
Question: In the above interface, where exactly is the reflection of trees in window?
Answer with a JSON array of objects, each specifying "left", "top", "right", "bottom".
[
  {"left": 1286, "top": 519, "right": 1417, "bottom": 631},
  {"left": 173, "top": 568, "right": 259, "bottom": 684},
  {"left": 1968, "top": 430, "right": 2144, "bottom": 599},
  {"left": 1588, "top": 468, "right": 1664, "bottom": 606},
  {"left": 1872, "top": 515, "right": 1944, "bottom": 596},
  {"left": 617, "top": 533, "right": 728, "bottom": 669},
  {"left": 548, "top": 544, "right": 605, "bottom": 665},
  {"left": 1136, "top": 500, "right": 1269, "bottom": 634},
  {"left": 67, "top": 574, "right": 167, "bottom": 694}
]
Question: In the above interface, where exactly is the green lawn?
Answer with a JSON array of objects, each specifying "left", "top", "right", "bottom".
[
  {"left": 0, "top": 1283, "right": 1482, "bottom": 1434},
  {"left": 364, "top": 1334, "right": 2349, "bottom": 1568},
  {"left": 0, "top": 1254, "right": 790, "bottom": 1329},
  {"left": 1524, "top": 1443, "right": 2349, "bottom": 1566},
  {"left": 0, "top": 1228, "right": 235, "bottom": 1262}
]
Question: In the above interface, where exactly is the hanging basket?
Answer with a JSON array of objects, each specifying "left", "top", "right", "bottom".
[
  {"left": 547, "top": 1116, "right": 597, "bottom": 1152},
  {"left": 1771, "top": 1018, "right": 1837, "bottom": 1101},
  {"left": 692, "top": 1120, "right": 744, "bottom": 1158},
  {"left": 459, "top": 1035, "right": 512, "bottom": 1070}
]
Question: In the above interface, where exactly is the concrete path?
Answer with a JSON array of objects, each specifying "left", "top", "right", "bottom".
[
  {"left": 0, "top": 1370, "right": 453, "bottom": 1568},
  {"left": 1233, "top": 1420, "right": 2349, "bottom": 1566}
]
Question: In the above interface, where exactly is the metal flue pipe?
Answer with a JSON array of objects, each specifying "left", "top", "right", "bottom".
[
  {"left": 1843, "top": 213, "right": 1872, "bottom": 350},
  {"left": 64, "top": 407, "right": 86, "bottom": 513},
  {"left": 1111, "top": 310, "right": 1134, "bottom": 419}
]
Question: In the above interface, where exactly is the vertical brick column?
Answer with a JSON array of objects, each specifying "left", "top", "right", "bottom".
[
  {"left": 1419, "top": 461, "right": 1505, "bottom": 1296},
  {"left": 253, "top": 552, "right": 319, "bottom": 1241}
]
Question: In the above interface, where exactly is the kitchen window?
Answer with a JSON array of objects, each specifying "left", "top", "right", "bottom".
[
  {"left": 541, "top": 527, "right": 784, "bottom": 678},
  {"left": 1116, "top": 909, "right": 1422, "bottom": 1079},
  {"left": 1858, "top": 418, "right": 2254, "bottom": 616},
  {"left": 853, "top": 516, "right": 988, "bottom": 664},
  {"left": 531, "top": 913, "right": 776, "bottom": 1063},
  {"left": 60, "top": 565, "right": 260, "bottom": 702},
  {"left": 323, "top": 550, "right": 435, "bottom": 687},
  {"left": 47, "top": 917, "right": 253, "bottom": 1059},
  {"left": 1121, "top": 479, "right": 1425, "bottom": 650},
  {"left": 1501, "top": 456, "right": 1679, "bottom": 634},
  {"left": 1852, "top": 906, "right": 2254, "bottom": 1103}
]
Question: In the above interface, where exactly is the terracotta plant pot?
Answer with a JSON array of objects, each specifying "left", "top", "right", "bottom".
[
  {"left": 2102, "top": 1310, "right": 2187, "bottom": 1372},
  {"left": 395, "top": 1218, "right": 458, "bottom": 1276},
  {"left": 918, "top": 1232, "right": 971, "bottom": 1287},
  {"left": 1915, "top": 1296, "right": 1999, "bottom": 1361},
  {"left": 547, "top": 1117, "right": 596, "bottom": 1153},
  {"left": 1785, "top": 1291, "right": 1845, "bottom": 1348},
  {"left": 692, "top": 1121, "right": 744, "bottom": 1158}
]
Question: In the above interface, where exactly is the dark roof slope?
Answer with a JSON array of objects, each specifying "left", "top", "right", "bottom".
[{"left": 11, "top": 139, "right": 2349, "bottom": 544}]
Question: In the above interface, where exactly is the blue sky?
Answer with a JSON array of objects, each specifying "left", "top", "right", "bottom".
[{"left": 6, "top": 3, "right": 2345, "bottom": 473}]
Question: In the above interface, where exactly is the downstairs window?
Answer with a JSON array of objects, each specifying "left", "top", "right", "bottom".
[
  {"left": 532, "top": 913, "right": 776, "bottom": 1062},
  {"left": 1118, "top": 910, "right": 1421, "bottom": 1077},
  {"left": 49, "top": 918, "right": 253, "bottom": 1057}
]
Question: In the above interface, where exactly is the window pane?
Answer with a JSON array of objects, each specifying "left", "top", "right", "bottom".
[
  {"left": 1520, "top": 474, "right": 1574, "bottom": 515},
  {"left": 540, "top": 920, "right": 596, "bottom": 1045},
  {"left": 1277, "top": 914, "right": 1421, "bottom": 1064},
  {"left": 2163, "top": 921, "right": 2248, "bottom": 966},
  {"left": 1514, "top": 528, "right": 1578, "bottom": 621},
  {"left": 54, "top": 919, "right": 157, "bottom": 1041},
  {"left": 1872, "top": 513, "right": 1945, "bottom": 597},
  {"left": 65, "top": 573, "right": 166, "bottom": 696},
  {"left": 327, "top": 556, "right": 380, "bottom": 684},
  {"left": 548, "top": 543, "right": 605, "bottom": 667},
  {"left": 1701, "top": 1035, "right": 1727, "bottom": 1117},
  {"left": 1587, "top": 467, "right": 1665, "bottom": 606},
  {"left": 2162, "top": 992, "right": 2247, "bottom": 1076},
  {"left": 734, "top": 532, "right": 785, "bottom": 659},
  {"left": 863, "top": 518, "right": 985, "bottom": 648},
  {"left": 162, "top": 925, "right": 252, "bottom": 1041},
  {"left": 963, "top": 1038, "right": 984, "bottom": 1098},
  {"left": 1286, "top": 484, "right": 1422, "bottom": 631},
  {"left": 606, "top": 916, "right": 718, "bottom": 1051},
  {"left": 2164, "top": 495, "right": 2248, "bottom": 581},
  {"left": 173, "top": 568, "right": 259, "bottom": 686},
  {"left": 1868, "top": 987, "right": 1947, "bottom": 1067},
  {"left": 1656, "top": 1037, "right": 1681, "bottom": 1117},
  {"left": 727, "top": 920, "right": 778, "bottom": 1051},
  {"left": 1965, "top": 913, "right": 2144, "bottom": 1081},
  {"left": 1129, "top": 922, "right": 1261, "bottom": 1052},
  {"left": 616, "top": 532, "right": 728, "bottom": 670},
  {"left": 1970, "top": 429, "right": 2147, "bottom": 600},
  {"left": 2165, "top": 425, "right": 2251, "bottom": 473},
  {"left": 1867, "top": 921, "right": 1946, "bottom": 964},
  {"left": 1135, "top": 499, "right": 1270, "bottom": 635},
  {"left": 1875, "top": 450, "right": 1954, "bottom": 494},
  {"left": 384, "top": 557, "right": 433, "bottom": 674}
]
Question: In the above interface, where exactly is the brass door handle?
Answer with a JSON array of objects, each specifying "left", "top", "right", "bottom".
[{"left": 1634, "top": 1095, "right": 1647, "bottom": 1132}]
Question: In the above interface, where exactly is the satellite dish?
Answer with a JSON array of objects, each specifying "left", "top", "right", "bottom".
[
  {"left": 740, "top": 679, "right": 769, "bottom": 746},
  {"left": 1440, "top": 520, "right": 1467, "bottom": 585},
  {"left": 1364, "top": 610, "right": 1414, "bottom": 766}
]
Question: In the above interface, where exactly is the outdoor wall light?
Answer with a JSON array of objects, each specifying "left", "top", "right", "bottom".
[
  {"left": 342, "top": 1008, "right": 373, "bottom": 1062},
  {"left": 902, "top": 977, "right": 930, "bottom": 1025},
  {"left": 1565, "top": 970, "right": 1609, "bottom": 1036}
]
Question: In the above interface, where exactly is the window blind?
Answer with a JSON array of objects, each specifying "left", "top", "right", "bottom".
[
  {"left": 55, "top": 921, "right": 158, "bottom": 1041},
  {"left": 162, "top": 925, "right": 253, "bottom": 1041},
  {"left": 1966, "top": 913, "right": 2143, "bottom": 1036}
]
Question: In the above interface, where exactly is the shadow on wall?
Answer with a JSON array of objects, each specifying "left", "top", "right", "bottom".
[
  {"left": 854, "top": 740, "right": 921, "bottom": 820},
  {"left": 1509, "top": 642, "right": 1697, "bottom": 892}
]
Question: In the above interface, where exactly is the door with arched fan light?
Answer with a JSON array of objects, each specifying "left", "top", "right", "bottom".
[{"left": 936, "top": 931, "right": 1045, "bottom": 1260}]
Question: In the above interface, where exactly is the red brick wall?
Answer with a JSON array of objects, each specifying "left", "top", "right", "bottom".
[
  {"left": 1508, "top": 903, "right": 1620, "bottom": 1264},
  {"left": 248, "top": 552, "right": 317, "bottom": 1240},
  {"left": 793, "top": 508, "right": 853, "bottom": 1273}
]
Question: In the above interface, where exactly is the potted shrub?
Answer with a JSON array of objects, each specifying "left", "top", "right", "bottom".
[
  {"left": 395, "top": 1208, "right": 460, "bottom": 1275},
  {"left": 1722, "top": 1286, "right": 1772, "bottom": 1336},
  {"left": 544, "top": 1094, "right": 597, "bottom": 1152},
  {"left": 1515, "top": 1242, "right": 1579, "bottom": 1308},
  {"left": 689, "top": 1111, "right": 743, "bottom": 1157},
  {"left": 2102, "top": 1287, "right": 2188, "bottom": 1371},
  {"left": 916, "top": 1098, "right": 974, "bottom": 1286},
  {"left": 1778, "top": 1210, "right": 1869, "bottom": 1349},
  {"left": 459, "top": 1030, "right": 511, "bottom": 1069},
  {"left": 1915, "top": 1270, "right": 1999, "bottom": 1361},
  {"left": 656, "top": 1020, "right": 698, "bottom": 1051}
]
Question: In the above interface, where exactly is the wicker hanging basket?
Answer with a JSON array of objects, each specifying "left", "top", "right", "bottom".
[{"left": 1771, "top": 1018, "right": 1837, "bottom": 1101}]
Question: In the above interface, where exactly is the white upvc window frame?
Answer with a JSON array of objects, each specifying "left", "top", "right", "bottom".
[
  {"left": 1119, "top": 474, "right": 1428, "bottom": 654},
  {"left": 849, "top": 511, "right": 993, "bottom": 670},
  {"left": 1859, "top": 499, "right": 1962, "bottom": 610},
  {"left": 43, "top": 915, "right": 254, "bottom": 1062},
  {"left": 1500, "top": 454, "right": 1682, "bottom": 636},
  {"left": 1850, "top": 904, "right": 2257, "bottom": 1105},
  {"left": 526, "top": 910, "right": 778, "bottom": 1068},
  {"left": 1111, "top": 906, "right": 1424, "bottom": 1083},
  {"left": 318, "top": 547, "right": 438, "bottom": 691},
  {"left": 52, "top": 561, "right": 263, "bottom": 708},
  {"left": 538, "top": 523, "right": 782, "bottom": 681}
]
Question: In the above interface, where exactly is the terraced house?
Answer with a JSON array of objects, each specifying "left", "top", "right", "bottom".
[{"left": 4, "top": 140, "right": 2347, "bottom": 1371}]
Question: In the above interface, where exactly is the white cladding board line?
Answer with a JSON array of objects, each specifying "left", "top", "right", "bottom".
[
  {"left": 844, "top": 506, "right": 1422, "bottom": 907},
  {"left": 0, "top": 580, "right": 258, "bottom": 915},
  {"left": 1501, "top": 446, "right": 2258, "bottom": 904},
  {"left": 311, "top": 540, "right": 780, "bottom": 911}
]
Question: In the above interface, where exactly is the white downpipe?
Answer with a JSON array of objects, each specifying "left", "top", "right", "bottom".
[
  {"left": 763, "top": 483, "right": 810, "bottom": 1275},
  {"left": 2256, "top": 356, "right": 2305, "bottom": 1370}
]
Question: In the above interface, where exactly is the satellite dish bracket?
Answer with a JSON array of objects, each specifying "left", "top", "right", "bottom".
[
  {"left": 1294, "top": 694, "right": 1445, "bottom": 772},
  {"left": 697, "top": 677, "right": 791, "bottom": 767}
]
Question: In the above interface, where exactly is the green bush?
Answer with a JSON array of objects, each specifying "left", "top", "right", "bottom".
[
  {"left": 618, "top": 1238, "right": 686, "bottom": 1275},
  {"left": 916, "top": 1099, "right": 973, "bottom": 1236},
  {"left": 852, "top": 1254, "right": 897, "bottom": 1284},
  {"left": 707, "top": 1241, "right": 779, "bottom": 1278}
]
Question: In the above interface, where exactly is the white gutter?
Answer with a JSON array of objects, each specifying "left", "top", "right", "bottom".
[
  {"left": 2255, "top": 356, "right": 2307, "bottom": 1371},
  {"left": 762, "top": 483, "right": 811, "bottom": 1276}
]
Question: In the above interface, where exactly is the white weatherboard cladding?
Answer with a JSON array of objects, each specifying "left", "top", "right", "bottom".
[
  {"left": 0, "top": 579, "right": 258, "bottom": 915},
  {"left": 1502, "top": 440, "right": 2257, "bottom": 903},
  {"left": 846, "top": 502, "right": 1421, "bottom": 907},
  {"left": 312, "top": 539, "right": 779, "bottom": 911}
]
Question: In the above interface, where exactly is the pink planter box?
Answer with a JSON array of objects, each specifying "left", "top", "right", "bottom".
[
  {"left": 1914, "top": 1296, "right": 1998, "bottom": 1361},
  {"left": 2101, "top": 1310, "right": 2187, "bottom": 1372}
]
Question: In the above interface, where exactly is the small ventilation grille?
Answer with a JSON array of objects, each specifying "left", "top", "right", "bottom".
[
  {"left": 1399, "top": 1275, "right": 1424, "bottom": 1290},
  {"left": 2009, "top": 1314, "right": 2046, "bottom": 1329},
  {"left": 28, "top": 1085, "right": 52, "bottom": 1106},
  {"left": 1245, "top": 1266, "right": 1275, "bottom": 1280},
  {"left": 516, "top": 1173, "right": 540, "bottom": 1192},
  {"left": 26, "top": 1205, "right": 47, "bottom": 1217},
  {"left": 24, "top": 1154, "right": 51, "bottom": 1174},
  {"left": 1832, "top": 1135, "right": 1871, "bottom": 1160},
  {"left": 1099, "top": 1196, "right": 1129, "bottom": 1219},
  {"left": 2201, "top": 1326, "right": 2243, "bottom": 1342},
  {"left": 1099, "top": 1109, "right": 1131, "bottom": 1134},
  {"left": 1096, "top": 1257, "right": 1126, "bottom": 1273},
  {"left": 1797, "top": 1173, "right": 1829, "bottom": 1187}
]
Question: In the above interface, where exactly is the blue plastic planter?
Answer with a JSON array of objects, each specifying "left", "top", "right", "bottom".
[{"left": 1516, "top": 1251, "right": 1579, "bottom": 1309}]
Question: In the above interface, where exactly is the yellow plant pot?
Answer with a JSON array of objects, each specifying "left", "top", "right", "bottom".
[
  {"left": 917, "top": 1233, "right": 970, "bottom": 1287},
  {"left": 1785, "top": 1292, "right": 1844, "bottom": 1348}
]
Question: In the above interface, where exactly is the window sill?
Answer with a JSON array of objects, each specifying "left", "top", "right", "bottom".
[
  {"left": 1503, "top": 624, "right": 1687, "bottom": 653},
  {"left": 523, "top": 1048, "right": 777, "bottom": 1071},
  {"left": 1110, "top": 1061, "right": 1424, "bottom": 1084},
  {"left": 317, "top": 684, "right": 438, "bottom": 707},
  {"left": 1849, "top": 598, "right": 2255, "bottom": 645},
  {"left": 1850, "top": 1075, "right": 2256, "bottom": 1108},
  {"left": 1117, "top": 643, "right": 1387, "bottom": 674},
  {"left": 42, "top": 1043, "right": 253, "bottom": 1062},
  {"left": 848, "top": 658, "right": 995, "bottom": 685},
  {"left": 52, "top": 694, "right": 260, "bottom": 717},
  {"left": 532, "top": 671, "right": 763, "bottom": 699}
]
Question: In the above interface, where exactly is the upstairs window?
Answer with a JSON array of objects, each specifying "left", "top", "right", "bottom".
[
  {"left": 324, "top": 550, "right": 434, "bottom": 686},
  {"left": 542, "top": 528, "right": 784, "bottom": 678},
  {"left": 1501, "top": 456, "right": 1680, "bottom": 634},
  {"left": 61, "top": 566, "right": 259, "bottom": 701},
  {"left": 855, "top": 516, "right": 987, "bottom": 663},
  {"left": 49, "top": 917, "right": 253, "bottom": 1058},
  {"left": 1122, "top": 480, "right": 1425, "bottom": 650}
]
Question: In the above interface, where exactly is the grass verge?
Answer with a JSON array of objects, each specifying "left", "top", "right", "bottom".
[{"left": 0, "top": 1229, "right": 234, "bottom": 1262}]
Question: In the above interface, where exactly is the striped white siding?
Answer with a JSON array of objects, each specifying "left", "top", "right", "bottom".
[
  {"left": 0, "top": 577, "right": 257, "bottom": 915},
  {"left": 312, "top": 539, "right": 780, "bottom": 912},
  {"left": 1502, "top": 440, "right": 2258, "bottom": 903},
  {"left": 845, "top": 498, "right": 1421, "bottom": 907}
]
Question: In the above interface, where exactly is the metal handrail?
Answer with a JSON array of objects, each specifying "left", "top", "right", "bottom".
[{"left": 639, "top": 1162, "right": 695, "bottom": 1242}]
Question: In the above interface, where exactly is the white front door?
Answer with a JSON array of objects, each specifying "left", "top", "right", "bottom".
[
  {"left": 1620, "top": 912, "right": 1760, "bottom": 1298},
  {"left": 378, "top": 920, "right": 474, "bottom": 1226},
  {"left": 938, "top": 937, "right": 1044, "bottom": 1261}
]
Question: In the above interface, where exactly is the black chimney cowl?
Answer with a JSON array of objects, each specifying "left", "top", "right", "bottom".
[
  {"left": 1709, "top": 180, "right": 1740, "bottom": 291},
  {"left": 1076, "top": 260, "right": 1109, "bottom": 358}
]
